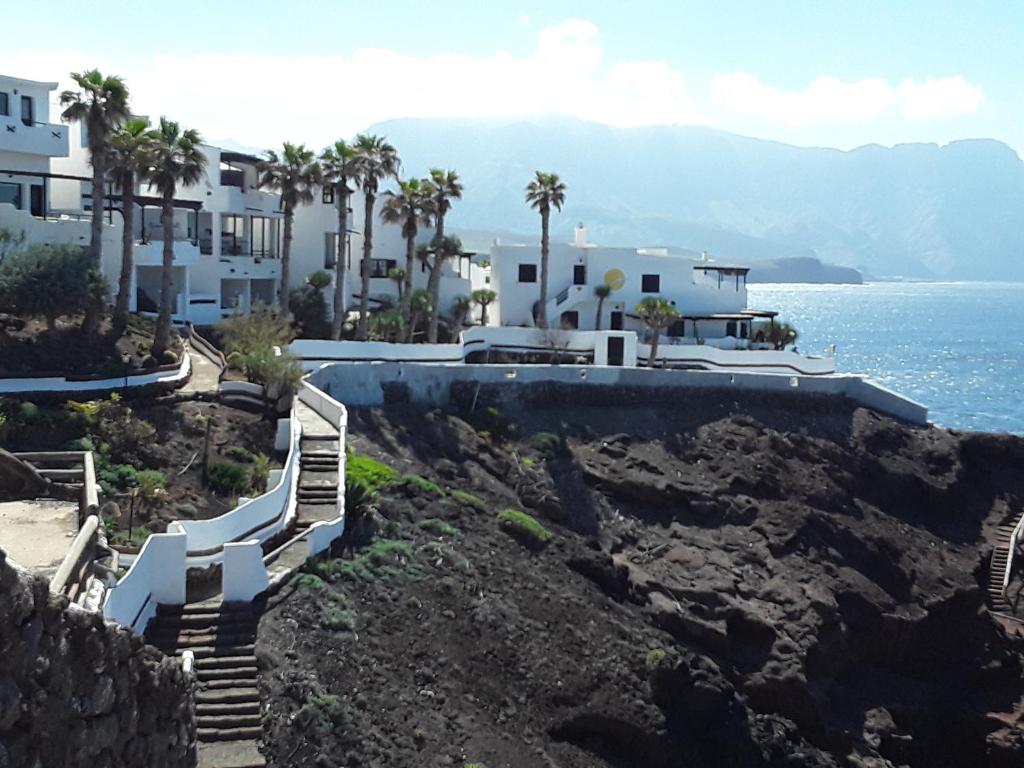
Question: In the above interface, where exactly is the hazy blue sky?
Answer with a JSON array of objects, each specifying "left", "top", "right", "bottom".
[{"left": 7, "top": 1, "right": 1022, "bottom": 153}]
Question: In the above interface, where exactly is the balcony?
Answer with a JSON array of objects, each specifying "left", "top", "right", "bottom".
[
  {"left": 134, "top": 238, "right": 201, "bottom": 267},
  {"left": 0, "top": 115, "right": 68, "bottom": 157}
]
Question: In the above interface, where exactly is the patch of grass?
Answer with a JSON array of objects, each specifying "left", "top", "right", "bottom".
[
  {"left": 529, "top": 431, "right": 570, "bottom": 459},
  {"left": 346, "top": 451, "right": 397, "bottom": 492},
  {"left": 497, "top": 509, "right": 552, "bottom": 548},
  {"left": 521, "top": 456, "right": 536, "bottom": 467},
  {"left": 208, "top": 461, "right": 250, "bottom": 495},
  {"left": 223, "top": 445, "right": 254, "bottom": 462},
  {"left": 417, "top": 518, "right": 460, "bottom": 537},
  {"left": 645, "top": 648, "right": 668, "bottom": 671},
  {"left": 402, "top": 474, "right": 445, "bottom": 497},
  {"left": 292, "top": 572, "right": 326, "bottom": 590},
  {"left": 319, "top": 539, "right": 416, "bottom": 583},
  {"left": 450, "top": 489, "right": 487, "bottom": 513},
  {"left": 319, "top": 603, "right": 356, "bottom": 631}
]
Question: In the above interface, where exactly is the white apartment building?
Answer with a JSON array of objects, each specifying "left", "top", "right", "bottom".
[
  {"left": 290, "top": 191, "right": 475, "bottom": 321},
  {"left": 490, "top": 224, "right": 777, "bottom": 344}
]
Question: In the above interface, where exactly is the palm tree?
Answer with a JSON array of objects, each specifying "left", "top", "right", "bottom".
[
  {"left": 107, "top": 118, "right": 155, "bottom": 335},
  {"left": 424, "top": 169, "right": 463, "bottom": 343},
  {"left": 145, "top": 118, "right": 206, "bottom": 358},
  {"left": 764, "top": 321, "right": 799, "bottom": 350},
  {"left": 635, "top": 297, "right": 680, "bottom": 367},
  {"left": 60, "top": 70, "right": 130, "bottom": 263},
  {"left": 450, "top": 295, "right": 472, "bottom": 331},
  {"left": 258, "top": 143, "right": 320, "bottom": 315},
  {"left": 387, "top": 267, "right": 405, "bottom": 303},
  {"left": 593, "top": 284, "right": 611, "bottom": 331},
  {"left": 524, "top": 171, "right": 567, "bottom": 329},
  {"left": 380, "top": 177, "right": 433, "bottom": 331},
  {"left": 407, "top": 289, "right": 433, "bottom": 342},
  {"left": 471, "top": 288, "right": 497, "bottom": 326},
  {"left": 353, "top": 134, "right": 400, "bottom": 340},
  {"left": 320, "top": 140, "right": 360, "bottom": 339}
]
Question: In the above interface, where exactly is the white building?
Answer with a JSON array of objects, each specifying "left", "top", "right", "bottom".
[
  {"left": 490, "top": 224, "right": 777, "bottom": 344},
  {"left": 290, "top": 191, "right": 475, "bottom": 322}
]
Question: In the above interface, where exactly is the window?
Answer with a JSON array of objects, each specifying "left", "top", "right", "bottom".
[
  {"left": 20, "top": 96, "right": 33, "bottom": 127},
  {"left": 726, "top": 320, "right": 737, "bottom": 337},
  {"left": 324, "top": 232, "right": 339, "bottom": 269},
  {"left": 367, "top": 258, "right": 397, "bottom": 279},
  {"left": 0, "top": 93, "right": 8, "bottom": 116},
  {"left": 0, "top": 182, "right": 22, "bottom": 210},
  {"left": 322, "top": 186, "right": 335, "bottom": 204},
  {"left": 251, "top": 216, "right": 273, "bottom": 257},
  {"left": 641, "top": 274, "right": 660, "bottom": 292},
  {"left": 573, "top": 264, "right": 586, "bottom": 285},
  {"left": 518, "top": 263, "right": 537, "bottom": 283}
]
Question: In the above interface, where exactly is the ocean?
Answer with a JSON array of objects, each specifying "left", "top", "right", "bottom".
[{"left": 747, "top": 282, "right": 1024, "bottom": 434}]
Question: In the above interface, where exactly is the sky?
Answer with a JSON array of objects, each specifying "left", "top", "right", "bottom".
[{"left": 7, "top": 0, "right": 1023, "bottom": 155}]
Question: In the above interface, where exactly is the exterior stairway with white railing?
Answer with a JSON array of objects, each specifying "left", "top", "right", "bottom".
[{"left": 988, "top": 512, "right": 1024, "bottom": 614}]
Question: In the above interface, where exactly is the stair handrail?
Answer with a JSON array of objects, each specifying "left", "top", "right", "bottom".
[{"left": 1001, "top": 509, "right": 1024, "bottom": 598}]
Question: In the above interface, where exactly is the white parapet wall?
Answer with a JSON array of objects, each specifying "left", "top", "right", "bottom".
[
  {"left": 103, "top": 531, "right": 187, "bottom": 632},
  {"left": 0, "top": 353, "right": 191, "bottom": 395},
  {"left": 309, "top": 362, "right": 928, "bottom": 425},
  {"left": 222, "top": 540, "right": 270, "bottom": 603}
]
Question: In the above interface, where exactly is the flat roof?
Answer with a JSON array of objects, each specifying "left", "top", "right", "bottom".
[
  {"left": 694, "top": 264, "right": 751, "bottom": 273},
  {"left": 220, "top": 150, "right": 262, "bottom": 166},
  {"left": 0, "top": 74, "right": 59, "bottom": 90},
  {"left": 741, "top": 309, "right": 779, "bottom": 318}
]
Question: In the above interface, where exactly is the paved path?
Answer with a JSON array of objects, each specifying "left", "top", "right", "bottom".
[
  {"left": 0, "top": 499, "right": 79, "bottom": 577},
  {"left": 183, "top": 343, "right": 223, "bottom": 394}
]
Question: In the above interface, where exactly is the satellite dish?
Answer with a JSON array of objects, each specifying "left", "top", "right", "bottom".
[{"left": 604, "top": 268, "right": 625, "bottom": 291}]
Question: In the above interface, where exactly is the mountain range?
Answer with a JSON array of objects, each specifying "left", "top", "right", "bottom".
[{"left": 365, "top": 116, "right": 1024, "bottom": 280}]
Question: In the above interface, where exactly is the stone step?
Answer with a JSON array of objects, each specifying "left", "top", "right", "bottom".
[
  {"left": 198, "top": 713, "right": 262, "bottom": 730},
  {"left": 295, "top": 497, "right": 335, "bottom": 506},
  {"left": 197, "top": 666, "right": 259, "bottom": 682},
  {"left": 198, "top": 726, "right": 264, "bottom": 743},
  {"left": 200, "top": 678, "right": 261, "bottom": 691},
  {"left": 196, "top": 655, "right": 258, "bottom": 670},
  {"left": 152, "top": 632, "right": 256, "bottom": 649},
  {"left": 163, "top": 644, "right": 256, "bottom": 659},
  {"left": 197, "top": 740, "right": 266, "bottom": 768},
  {"left": 151, "top": 613, "right": 258, "bottom": 631},
  {"left": 198, "top": 701, "right": 261, "bottom": 717},
  {"left": 197, "top": 687, "right": 261, "bottom": 705},
  {"left": 158, "top": 602, "right": 255, "bottom": 617}
]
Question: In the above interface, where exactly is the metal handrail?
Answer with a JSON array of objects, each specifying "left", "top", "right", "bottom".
[{"left": 1001, "top": 510, "right": 1024, "bottom": 597}]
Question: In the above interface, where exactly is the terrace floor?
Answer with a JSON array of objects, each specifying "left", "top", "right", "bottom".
[{"left": 0, "top": 499, "right": 79, "bottom": 577}]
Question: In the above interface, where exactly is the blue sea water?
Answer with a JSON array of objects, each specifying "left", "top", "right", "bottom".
[{"left": 747, "top": 282, "right": 1024, "bottom": 434}]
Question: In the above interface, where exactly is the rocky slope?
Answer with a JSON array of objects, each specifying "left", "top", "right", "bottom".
[{"left": 257, "top": 388, "right": 1024, "bottom": 767}]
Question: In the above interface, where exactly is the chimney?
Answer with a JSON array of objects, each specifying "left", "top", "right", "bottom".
[{"left": 574, "top": 222, "right": 587, "bottom": 248}]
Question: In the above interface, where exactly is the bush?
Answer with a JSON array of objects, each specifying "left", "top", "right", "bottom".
[
  {"left": 292, "top": 573, "right": 325, "bottom": 590},
  {"left": 417, "top": 518, "right": 459, "bottom": 537},
  {"left": 208, "top": 461, "right": 250, "bottom": 495},
  {"left": 645, "top": 648, "right": 668, "bottom": 671},
  {"left": 402, "top": 474, "right": 445, "bottom": 497},
  {"left": 250, "top": 453, "right": 270, "bottom": 494},
  {"left": 0, "top": 243, "right": 104, "bottom": 330},
  {"left": 450, "top": 490, "right": 487, "bottom": 513},
  {"left": 136, "top": 469, "right": 166, "bottom": 500},
  {"left": 223, "top": 445, "right": 253, "bottom": 462},
  {"left": 497, "top": 509, "right": 552, "bottom": 548},
  {"left": 289, "top": 283, "right": 330, "bottom": 339},
  {"left": 159, "top": 350, "right": 179, "bottom": 365},
  {"left": 319, "top": 602, "right": 356, "bottom": 631},
  {"left": 347, "top": 452, "right": 396, "bottom": 492},
  {"left": 530, "top": 431, "right": 569, "bottom": 459},
  {"left": 140, "top": 354, "right": 158, "bottom": 368},
  {"left": 307, "top": 270, "right": 333, "bottom": 290},
  {"left": 96, "top": 461, "right": 140, "bottom": 494}
]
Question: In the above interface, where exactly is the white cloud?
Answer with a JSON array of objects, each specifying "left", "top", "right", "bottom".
[
  {"left": 898, "top": 76, "right": 983, "bottom": 120},
  {"left": 711, "top": 71, "right": 984, "bottom": 127},
  {"left": 711, "top": 71, "right": 896, "bottom": 125}
]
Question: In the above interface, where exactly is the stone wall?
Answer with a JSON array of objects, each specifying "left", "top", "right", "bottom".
[{"left": 0, "top": 548, "right": 196, "bottom": 768}]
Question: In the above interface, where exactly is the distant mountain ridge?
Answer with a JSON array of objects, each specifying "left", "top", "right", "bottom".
[{"left": 364, "top": 117, "right": 1024, "bottom": 280}]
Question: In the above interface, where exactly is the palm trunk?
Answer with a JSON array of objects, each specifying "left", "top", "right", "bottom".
[
  {"left": 331, "top": 184, "right": 348, "bottom": 339},
  {"left": 426, "top": 213, "right": 446, "bottom": 343},
  {"left": 648, "top": 332, "right": 660, "bottom": 367},
  {"left": 152, "top": 193, "right": 175, "bottom": 358},
  {"left": 279, "top": 208, "right": 293, "bottom": 315},
  {"left": 480, "top": 302, "right": 490, "bottom": 326},
  {"left": 594, "top": 296, "right": 605, "bottom": 331},
  {"left": 401, "top": 233, "right": 415, "bottom": 336},
  {"left": 90, "top": 149, "right": 105, "bottom": 262},
  {"left": 538, "top": 207, "right": 550, "bottom": 328},
  {"left": 112, "top": 176, "right": 135, "bottom": 336},
  {"left": 357, "top": 192, "right": 375, "bottom": 340}
]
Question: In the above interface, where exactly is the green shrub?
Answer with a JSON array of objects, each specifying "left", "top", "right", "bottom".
[
  {"left": 307, "top": 270, "right": 333, "bottom": 290},
  {"left": 403, "top": 474, "right": 445, "bottom": 497},
  {"left": 417, "top": 518, "right": 459, "bottom": 537},
  {"left": 292, "top": 573, "right": 325, "bottom": 590},
  {"left": 140, "top": 354, "right": 158, "bottom": 368},
  {"left": 208, "top": 461, "right": 250, "bottom": 495},
  {"left": 450, "top": 490, "right": 487, "bottom": 513},
  {"left": 645, "top": 648, "right": 668, "bottom": 671},
  {"left": 319, "top": 603, "right": 356, "bottom": 631},
  {"left": 160, "top": 350, "right": 179, "bottom": 365},
  {"left": 529, "top": 431, "right": 569, "bottom": 459},
  {"left": 96, "top": 461, "right": 140, "bottom": 494},
  {"left": 0, "top": 243, "right": 104, "bottom": 330},
  {"left": 250, "top": 453, "right": 270, "bottom": 494},
  {"left": 346, "top": 452, "right": 396, "bottom": 492},
  {"left": 223, "top": 445, "right": 253, "bottom": 462},
  {"left": 136, "top": 470, "right": 166, "bottom": 500},
  {"left": 497, "top": 509, "right": 552, "bottom": 547}
]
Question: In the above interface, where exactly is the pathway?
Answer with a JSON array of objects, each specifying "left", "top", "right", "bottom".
[
  {"left": 183, "top": 342, "right": 223, "bottom": 395},
  {"left": 989, "top": 523, "right": 1019, "bottom": 614},
  {"left": 0, "top": 499, "right": 79, "bottom": 578}
]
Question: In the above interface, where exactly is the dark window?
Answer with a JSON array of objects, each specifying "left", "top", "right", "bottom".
[
  {"left": 740, "top": 322, "right": 749, "bottom": 339},
  {"left": 30, "top": 185, "right": 44, "bottom": 217},
  {"left": 518, "top": 263, "right": 537, "bottom": 283},
  {"left": 560, "top": 311, "right": 578, "bottom": 329},
  {"left": 20, "top": 96, "right": 33, "bottom": 127},
  {"left": 641, "top": 274, "right": 660, "bottom": 292},
  {"left": 251, "top": 216, "right": 273, "bottom": 257},
  {"left": 573, "top": 264, "right": 586, "bottom": 285},
  {"left": 610, "top": 311, "right": 623, "bottom": 330},
  {"left": 368, "top": 258, "right": 397, "bottom": 278},
  {"left": 322, "top": 186, "right": 335, "bottom": 204},
  {"left": 726, "top": 320, "right": 737, "bottom": 337},
  {"left": 606, "top": 336, "right": 625, "bottom": 366},
  {"left": 0, "top": 182, "right": 22, "bottom": 210},
  {"left": 668, "top": 319, "right": 685, "bottom": 337},
  {"left": 324, "top": 232, "right": 338, "bottom": 269},
  {"left": 0, "top": 93, "right": 8, "bottom": 116}
]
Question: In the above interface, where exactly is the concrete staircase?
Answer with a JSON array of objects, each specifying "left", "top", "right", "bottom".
[
  {"left": 296, "top": 435, "right": 341, "bottom": 533},
  {"left": 988, "top": 524, "right": 1017, "bottom": 613},
  {"left": 147, "top": 603, "right": 265, "bottom": 768}
]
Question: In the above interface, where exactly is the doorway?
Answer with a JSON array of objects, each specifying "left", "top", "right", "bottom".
[
  {"left": 606, "top": 336, "right": 624, "bottom": 366},
  {"left": 610, "top": 310, "right": 623, "bottom": 330}
]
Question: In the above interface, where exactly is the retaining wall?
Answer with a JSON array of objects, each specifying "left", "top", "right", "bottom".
[{"left": 0, "top": 353, "right": 191, "bottom": 396}]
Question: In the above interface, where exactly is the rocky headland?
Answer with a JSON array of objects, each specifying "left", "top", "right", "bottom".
[{"left": 255, "top": 386, "right": 1023, "bottom": 767}]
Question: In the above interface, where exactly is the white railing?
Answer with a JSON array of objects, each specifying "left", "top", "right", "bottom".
[
  {"left": 298, "top": 379, "right": 348, "bottom": 553},
  {"left": 0, "top": 350, "right": 191, "bottom": 394},
  {"left": 637, "top": 342, "right": 836, "bottom": 375},
  {"left": 103, "top": 531, "right": 187, "bottom": 632},
  {"left": 1001, "top": 511, "right": 1024, "bottom": 598}
]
